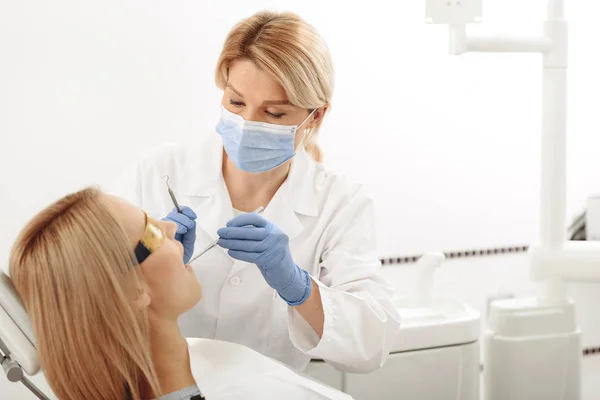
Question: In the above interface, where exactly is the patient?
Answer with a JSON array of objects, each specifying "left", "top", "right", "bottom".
[{"left": 9, "top": 187, "right": 351, "bottom": 400}]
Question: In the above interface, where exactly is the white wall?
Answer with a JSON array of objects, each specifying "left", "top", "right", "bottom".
[
  {"left": 1, "top": 0, "right": 599, "bottom": 262},
  {"left": 1, "top": 0, "right": 600, "bottom": 398}
]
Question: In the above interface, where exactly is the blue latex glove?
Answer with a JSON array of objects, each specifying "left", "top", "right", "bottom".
[
  {"left": 217, "top": 213, "right": 311, "bottom": 306},
  {"left": 161, "top": 206, "right": 197, "bottom": 264}
]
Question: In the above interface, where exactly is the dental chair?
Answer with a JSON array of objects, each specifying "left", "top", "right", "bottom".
[{"left": 0, "top": 272, "right": 51, "bottom": 399}]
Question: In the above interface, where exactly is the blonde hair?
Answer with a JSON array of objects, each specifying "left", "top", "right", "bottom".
[
  {"left": 216, "top": 10, "right": 334, "bottom": 162},
  {"left": 9, "top": 187, "right": 162, "bottom": 400}
]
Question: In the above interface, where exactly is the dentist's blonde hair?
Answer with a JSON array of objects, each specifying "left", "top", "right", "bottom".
[
  {"left": 216, "top": 10, "right": 334, "bottom": 162},
  {"left": 9, "top": 187, "right": 161, "bottom": 400}
]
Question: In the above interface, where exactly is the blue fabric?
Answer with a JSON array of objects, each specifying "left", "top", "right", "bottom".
[
  {"left": 216, "top": 107, "right": 304, "bottom": 173},
  {"left": 217, "top": 213, "right": 312, "bottom": 306}
]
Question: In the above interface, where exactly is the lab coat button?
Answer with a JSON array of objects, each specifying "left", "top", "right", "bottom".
[{"left": 230, "top": 276, "right": 241, "bottom": 286}]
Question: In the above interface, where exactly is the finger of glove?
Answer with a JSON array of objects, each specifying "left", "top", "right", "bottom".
[
  {"left": 226, "top": 213, "right": 268, "bottom": 228},
  {"left": 218, "top": 238, "right": 267, "bottom": 253},
  {"left": 163, "top": 217, "right": 188, "bottom": 235},
  {"left": 183, "top": 248, "right": 194, "bottom": 264},
  {"left": 181, "top": 226, "right": 197, "bottom": 247},
  {"left": 227, "top": 250, "right": 261, "bottom": 264},
  {"left": 165, "top": 212, "right": 195, "bottom": 230},
  {"left": 179, "top": 206, "right": 197, "bottom": 220},
  {"left": 217, "top": 227, "right": 267, "bottom": 241}
]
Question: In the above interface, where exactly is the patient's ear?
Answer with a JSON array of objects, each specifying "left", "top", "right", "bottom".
[{"left": 133, "top": 285, "right": 151, "bottom": 309}]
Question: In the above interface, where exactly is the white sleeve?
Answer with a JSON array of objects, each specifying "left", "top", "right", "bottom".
[{"left": 288, "top": 190, "right": 401, "bottom": 373}]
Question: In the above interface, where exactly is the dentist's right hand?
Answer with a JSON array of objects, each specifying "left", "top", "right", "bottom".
[{"left": 162, "top": 206, "right": 197, "bottom": 263}]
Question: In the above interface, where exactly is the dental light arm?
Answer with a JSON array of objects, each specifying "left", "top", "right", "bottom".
[
  {"left": 426, "top": 2, "right": 597, "bottom": 398},
  {"left": 426, "top": 0, "right": 557, "bottom": 55},
  {"left": 425, "top": 0, "right": 600, "bottom": 299}
]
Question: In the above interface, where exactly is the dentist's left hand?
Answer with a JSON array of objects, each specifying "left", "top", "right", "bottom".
[
  {"left": 217, "top": 213, "right": 311, "bottom": 306},
  {"left": 162, "top": 206, "right": 197, "bottom": 263}
]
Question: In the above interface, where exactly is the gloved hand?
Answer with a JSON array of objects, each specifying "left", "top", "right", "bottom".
[
  {"left": 162, "top": 206, "right": 197, "bottom": 264},
  {"left": 217, "top": 213, "right": 312, "bottom": 306}
]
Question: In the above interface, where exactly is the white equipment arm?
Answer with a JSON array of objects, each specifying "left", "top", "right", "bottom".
[{"left": 0, "top": 273, "right": 50, "bottom": 400}]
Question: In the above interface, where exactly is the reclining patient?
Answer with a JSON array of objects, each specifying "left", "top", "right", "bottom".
[{"left": 8, "top": 187, "right": 352, "bottom": 400}]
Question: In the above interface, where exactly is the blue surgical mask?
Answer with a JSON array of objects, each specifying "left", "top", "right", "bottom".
[{"left": 216, "top": 106, "right": 316, "bottom": 173}]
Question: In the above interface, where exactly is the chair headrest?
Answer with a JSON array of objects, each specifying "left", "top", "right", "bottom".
[{"left": 0, "top": 272, "right": 40, "bottom": 376}]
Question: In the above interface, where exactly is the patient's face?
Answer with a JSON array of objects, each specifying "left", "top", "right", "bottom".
[{"left": 104, "top": 195, "right": 202, "bottom": 318}]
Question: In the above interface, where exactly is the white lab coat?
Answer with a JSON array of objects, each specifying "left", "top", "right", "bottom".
[
  {"left": 187, "top": 337, "right": 353, "bottom": 399},
  {"left": 110, "top": 134, "right": 401, "bottom": 373}
]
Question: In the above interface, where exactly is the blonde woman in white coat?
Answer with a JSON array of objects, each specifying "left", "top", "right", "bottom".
[{"left": 113, "top": 10, "right": 401, "bottom": 374}]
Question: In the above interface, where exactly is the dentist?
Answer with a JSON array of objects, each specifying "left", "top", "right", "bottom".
[{"left": 113, "top": 10, "right": 400, "bottom": 373}]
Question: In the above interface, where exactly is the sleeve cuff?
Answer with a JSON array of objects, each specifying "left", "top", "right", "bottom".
[
  {"left": 279, "top": 267, "right": 312, "bottom": 306},
  {"left": 287, "top": 277, "right": 337, "bottom": 356}
]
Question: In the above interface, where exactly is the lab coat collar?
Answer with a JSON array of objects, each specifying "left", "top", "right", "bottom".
[
  {"left": 181, "top": 137, "right": 319, "bottom": 277},
  {"left": 281, "top": 148, "right": 319, "bottom": 217},
  {"left": 183, "top": 136, "right": 319, "bottom": 218}
]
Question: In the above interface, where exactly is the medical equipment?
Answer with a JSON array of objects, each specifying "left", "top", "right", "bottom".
[
  {"left": 569, "top": 209, "right": 587, "bottom": 240},
  {"left": 306, "top": 253, "right": 481, "bottom": 399},
  {"left": 189, "top": 206, "right": 265, "bottom": 263},
  {"left": 0, "top": 273, "right": 50, "bottom": 400},
  {"left": 426, "top": 0, "right": 600, "bottom": 398},
  {"left": 586, "top": 196, "right": 600, "bottom": 240},
  {"left": 162, "top": 175, "right": 182, "bottom": 213},
  {"left": 566, "top": 195, "right": 600, "bottom": 241}
]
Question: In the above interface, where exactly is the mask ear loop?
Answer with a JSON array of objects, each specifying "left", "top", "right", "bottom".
[{"left": 294, "top": 108, "right": 319, "bottom": 152}]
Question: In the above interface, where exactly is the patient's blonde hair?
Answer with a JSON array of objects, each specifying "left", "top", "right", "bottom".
[
  {"left": 216, "top": 10, "right": 334, "bottom": 162},
  {"left": 9, "top": 187, "right": 161, "bottom": 400}
]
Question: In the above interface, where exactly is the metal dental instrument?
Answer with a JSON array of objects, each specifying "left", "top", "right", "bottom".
[
  {"left": 188, "top": 206, "right": 265, "bottom": 263},
  {"left": 162, "top": 175, "right": 182, "bottom": 213}
]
